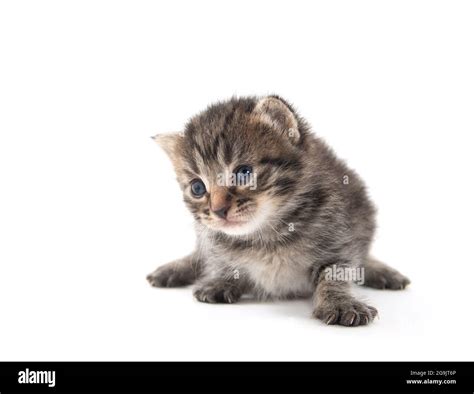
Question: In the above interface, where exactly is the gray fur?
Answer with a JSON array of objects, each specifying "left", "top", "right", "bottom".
[{"left": 147, "top": 95, "right": 410, "bottom": 326}]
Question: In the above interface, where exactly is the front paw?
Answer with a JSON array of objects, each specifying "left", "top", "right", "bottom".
[
  {"left": 364, "top": 267, "right": 410, "bottom": 290},
  {"left": 193, "top": 283, "right": 241, "bottom": 304},
  {"left": 147, "top": 265, "right": 191, "bottom": 288},
  {"left": 313, "top": 298, "right": 378, "bottom": 327}
]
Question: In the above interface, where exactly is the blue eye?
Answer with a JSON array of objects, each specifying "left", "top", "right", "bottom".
[
  {"left": 191, "top": 179, "right": 206, "bottom": 197},
  {"left": 235, "top": 165, "right": 253, "bottom": 184}
]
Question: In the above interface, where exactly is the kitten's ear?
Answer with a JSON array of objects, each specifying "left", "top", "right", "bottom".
[
  {"left": 152, "top": 132, "right": 184, "bottom": 170},
  {"left": 253, "top": 96, "right": 300, "bottom": 144}
]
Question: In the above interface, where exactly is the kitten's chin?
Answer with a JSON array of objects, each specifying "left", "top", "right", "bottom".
[{"left": 216, "top": 220, "right": 260, "bottom": 236}]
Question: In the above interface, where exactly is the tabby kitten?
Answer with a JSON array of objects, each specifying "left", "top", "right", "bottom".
[{"left": 147, "top": 96, "right": 410, "bottom": 326}]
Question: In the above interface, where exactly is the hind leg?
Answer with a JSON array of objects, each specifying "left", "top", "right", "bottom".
[{"left": 360, "top": 258, "right": 410, "bottom": 290}]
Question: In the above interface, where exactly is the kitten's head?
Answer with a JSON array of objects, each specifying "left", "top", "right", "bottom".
[{"left": 154, "top": 96, "right": 309, "bottom": 237}]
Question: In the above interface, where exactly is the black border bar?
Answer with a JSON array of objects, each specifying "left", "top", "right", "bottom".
[{"left": 0, "top": 362, "right": 473, "bottom": 393}]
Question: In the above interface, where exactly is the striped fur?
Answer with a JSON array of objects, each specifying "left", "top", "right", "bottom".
[{"left": 147, "top": 96, "right": 410, "bottom": 326}]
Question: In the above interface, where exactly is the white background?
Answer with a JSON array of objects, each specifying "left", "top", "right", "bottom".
[{"left": 1, "top": 0, "right": 473, "bottom": 361}]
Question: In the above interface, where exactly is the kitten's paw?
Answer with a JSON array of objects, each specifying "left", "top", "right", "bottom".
[
  {"left": 313, "top": 298, "right": 378, "bottom": 327},
  {"left": 193, "top": 283, "right": 241, "bottom": 304},
  {"left": 363, "top": 267, "right": 410, "bottom": 290},
  {"left": 147, "top": 265, "right": 192, "bottom": 288}
]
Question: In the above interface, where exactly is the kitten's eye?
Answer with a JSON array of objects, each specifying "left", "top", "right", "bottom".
[
  {"left": 190, "top": 179, "right": 206, "bottom": 197},
  {"left": 235, "top": 165, "right": 253, "bottom": 185}
]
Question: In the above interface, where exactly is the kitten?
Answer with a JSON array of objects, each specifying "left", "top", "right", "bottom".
[{"left": 147, "top": 96, "right": 410, "bottom": 326}]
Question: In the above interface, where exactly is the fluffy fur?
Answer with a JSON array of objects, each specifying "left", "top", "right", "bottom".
[{"left": 147, "top": 96, "right": 410, "bottom": 326}]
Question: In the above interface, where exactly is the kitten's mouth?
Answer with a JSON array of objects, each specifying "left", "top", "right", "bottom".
[
  {"left": 218, "top": 217, "right": 248, "bottom": 227},
  {"left": 207, "top": 202, "right": 272, "bottom": 236},
  {"left": 213, "top": 217, "right": 254, "bottom": 236},
  {"left": 211, "top": 209, "right": 267, "bottom": 236},
  {"left": 208, "top": 214, "right": 255, "bottom": 235}
]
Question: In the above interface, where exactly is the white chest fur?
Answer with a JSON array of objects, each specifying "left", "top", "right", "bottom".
[{"left": 232, "top": 250, "right": 315, "bottom": 299}]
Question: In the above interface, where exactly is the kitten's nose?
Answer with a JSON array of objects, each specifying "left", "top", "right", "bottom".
[
  {"left": 210, "top": 187, "right": 232, "bottom": 219},
  {"left": 212, "top": 206, "right": 230, "bottom": 219}
]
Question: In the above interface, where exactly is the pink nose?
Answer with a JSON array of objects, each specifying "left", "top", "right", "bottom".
[{"left": 210, "top": 187, "right": 232, "bottom": 219}]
